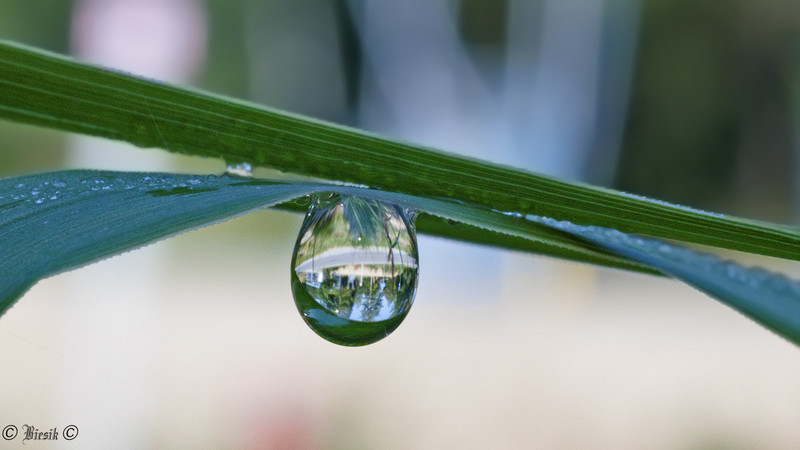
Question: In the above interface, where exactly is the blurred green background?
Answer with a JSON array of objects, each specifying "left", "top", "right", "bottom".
[{"left": 1, "top": 1, "right": 799, "bottom": 449}]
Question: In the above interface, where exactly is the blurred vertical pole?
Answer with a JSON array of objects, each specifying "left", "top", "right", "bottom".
[
  {"left": 504, "top": 0, "right": 638, "bottom": 183},
  {"left": 347, "top": 0, "right": 505, "bottom": 304},
  {"left": 794, "top": 60, "right": 800, "bottom": 221},
  {"left": 795, "top": 78, "right": 800, "bottom": 222},
  {"left": 58, "top": 1, "right": 206, "bottom": 446},
  {"left": 505, "top": 0, "right": 602, "bottom": 178},
  {"left": 583, "top": 0, "right": 640, "bottom": 185}
]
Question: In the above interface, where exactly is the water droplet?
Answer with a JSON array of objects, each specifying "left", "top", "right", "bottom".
[
  {"left": 80, "top": 175, "right": 116, "bottom": 191},
  {"left": 225, "top": 161, "right": 253, "bottom": 177},
  {"left": 291, "top": 193, "right": 419, "bottom": 346}
]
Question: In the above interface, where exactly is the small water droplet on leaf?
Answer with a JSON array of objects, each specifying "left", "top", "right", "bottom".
[
  {"left": 225, "top": 161, "right": 253, "bottom": 177},
  {"left": 291, "top": 193, "right": 419, "bottom": 346}
]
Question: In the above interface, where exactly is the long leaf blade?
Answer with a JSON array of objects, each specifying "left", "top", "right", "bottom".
[
  {"left": 0, "top": 41, "right": 798, "bottom": 260},
  {"left": 0, "top": 170, "right": 649, "bottom": 315}
]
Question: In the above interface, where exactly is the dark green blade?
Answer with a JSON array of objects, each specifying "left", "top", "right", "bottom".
[{"left": 0, "top": 41, "right": 798, "bottom": 260}]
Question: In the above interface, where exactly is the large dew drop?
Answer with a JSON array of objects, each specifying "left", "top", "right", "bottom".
[{"left": 291, "top": 193, "right": 419, "bottom": 346}]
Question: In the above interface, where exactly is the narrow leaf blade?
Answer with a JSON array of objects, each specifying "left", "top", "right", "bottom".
[
  {"left": 0, "top": 41, "right": 798, "bottom": 260},
  {"left": 0, "top": 170, "right": 647, "bottom": 315},
  {"left": 530, "top": 217, "right": 800, "bottom": 346}
]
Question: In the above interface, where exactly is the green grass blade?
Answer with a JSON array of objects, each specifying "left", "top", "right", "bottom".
[
  {"left": 0, "top": 41, "right": 798, "bottom": 260},
  {"left": 3, "top": 171, "right": 797, "bottom": 344},
  {"left": 531, "top": 217, "right": 800, "bottom": 345},
  {"left": 0, "top": 170, "right": 651, "bottom": 316},
  {"left": 0, "top": 171, "right": 314, "bottom": 313}
]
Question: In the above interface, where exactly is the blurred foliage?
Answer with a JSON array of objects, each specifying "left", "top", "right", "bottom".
[
  {"left": 0, "top": 122, "right": 65, "bottom": 176},
  {"left": 458, "top": 0, "right": 508, "bottom": 85},
  {"left": 618, "top": 0, "right": 800, "bottom": 221},
  {"left": 0, "top": 0, "right": 72, "bottom": 53},
  {"left": 200, "top": 0, "right": 249, "bottom": 99}
]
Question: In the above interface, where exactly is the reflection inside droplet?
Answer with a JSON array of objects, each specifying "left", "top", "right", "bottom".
[{"left": 290, "top": 193, "right": 419, "bottom": 346}]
